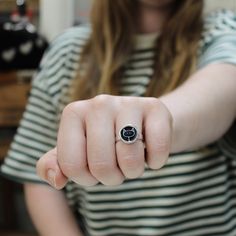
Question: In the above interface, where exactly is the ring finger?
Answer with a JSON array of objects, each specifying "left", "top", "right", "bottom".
[{"left": 115, "top": 109, "right": 145, "bottom": 179}]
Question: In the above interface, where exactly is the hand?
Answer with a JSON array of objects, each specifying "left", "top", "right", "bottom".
[{"left": 37, "top": 95, "right": 173, "bottom": 188}]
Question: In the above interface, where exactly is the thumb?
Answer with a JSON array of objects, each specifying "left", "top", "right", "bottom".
[{"left": 37, "top": 147, "right": 68, "bottom": 190}]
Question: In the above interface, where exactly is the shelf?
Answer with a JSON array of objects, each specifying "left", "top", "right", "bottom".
[
  {"left": 0, "top": 79, "right": 31, "bottom": 127},
  {"left": 0, "top": 71, "right": 34, "bottom": 84},
  {"left": 0, "top": 231, "right": 37, "bottom": 236},
  {"left": 0, "top": 0, "right": 39, "bottom": 12}
]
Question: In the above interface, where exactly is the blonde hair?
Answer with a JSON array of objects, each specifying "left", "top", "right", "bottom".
[{"left": 72, "top": 0, "right": 203, "bottom": 100}]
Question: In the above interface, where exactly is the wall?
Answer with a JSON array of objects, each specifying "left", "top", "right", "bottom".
[
  {"left": 205, "top": 0, "right": 236, "bottom": 12},
  {"left": 39, "top": 0, "right": 236, "bottom": 41},
  {"left": 39, "top": 0, "right": 75, "bottom": 41}
]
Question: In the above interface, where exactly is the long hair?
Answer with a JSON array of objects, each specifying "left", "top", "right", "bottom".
[{"left": 72, "top": 0, "right": 203, "bottom": 100}]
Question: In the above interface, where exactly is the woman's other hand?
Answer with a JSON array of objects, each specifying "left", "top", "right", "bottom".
[{"left": 36, "top": 95, "right": 173, "bottom": 188}]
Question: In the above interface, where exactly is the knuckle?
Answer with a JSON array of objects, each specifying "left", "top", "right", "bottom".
[
  {"left": 62, "top": 102, "right": 79, "bottom": 117},
  {"left": 121, "top": 155, "right": 140, "bottom": 170},
  {"left": 92, "top": 94, "right": 112, "bottom": 107},
  {"left": 59, "top": 161, "right": 84, "bottom": 178},
  {"left": 104, "top": 178, "right": 125, "bottom": 186},
  {"left": 146, "top": 98, "right": 172, "bottom": 121},
  {"left": 71, "top": 177, "right": 99, "bottom": 187},
  {"left": 89, "top": 161, "right": 113, "bottom": 176},
  {"left": 121, "top": 154, "right": 144, "bottom": 179},
  {"left": 148, "top": 155, "right": 169, "bottom": 170},
  {"left": 146, "top": 97, "right": 161, "bottom": 109},
  {"left": 62, "top": 101, "right": 88, "bottom": 118}
]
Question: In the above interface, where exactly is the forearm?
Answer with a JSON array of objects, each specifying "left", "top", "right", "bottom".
[
  {"left": 24, "top": 183, "right": 83, "bottom": 236},
  {"left": 160, "top": 63, "right": 236, "bottom": 153}
]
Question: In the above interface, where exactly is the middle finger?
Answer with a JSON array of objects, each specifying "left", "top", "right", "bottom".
[{"left": 86, "top": 104, "right": 125, "bottom": 185}]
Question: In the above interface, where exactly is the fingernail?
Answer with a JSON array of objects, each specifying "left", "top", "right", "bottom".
[{"left": 47, "top": 169, "right": 56, "bottom": 188}]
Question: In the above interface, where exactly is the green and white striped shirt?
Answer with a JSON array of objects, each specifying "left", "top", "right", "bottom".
[{"left": 1, "top": 10, "right": 236, "bottom": 236}]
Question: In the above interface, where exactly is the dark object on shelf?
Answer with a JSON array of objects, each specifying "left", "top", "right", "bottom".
[
  {"left": 16, "top": 0, "right": 27, "bottom": 16},
  {"left": 0, "top": 0, "right": 48, "bottom": 71}
]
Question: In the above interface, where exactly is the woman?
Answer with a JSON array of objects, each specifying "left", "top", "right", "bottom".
[{"left": 1, "top": 0, "right": 236, "bottom": 235}]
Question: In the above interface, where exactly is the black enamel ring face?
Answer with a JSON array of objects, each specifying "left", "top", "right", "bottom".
[{"left": 119, "top": 125, "right": 138, "bottom": 144}]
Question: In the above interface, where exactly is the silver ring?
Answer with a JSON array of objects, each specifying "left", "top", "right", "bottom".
[{"left": 116, "top": 124, "right": 143, "bottom": 144}]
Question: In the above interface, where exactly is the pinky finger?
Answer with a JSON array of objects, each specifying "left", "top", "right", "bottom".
[{"left": 36, "top": 148, "right": 68, "bottom": 190}]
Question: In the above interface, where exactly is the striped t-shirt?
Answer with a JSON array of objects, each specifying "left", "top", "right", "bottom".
[{"left": 1, "top": 10, "right": 236, "bottom": 236}]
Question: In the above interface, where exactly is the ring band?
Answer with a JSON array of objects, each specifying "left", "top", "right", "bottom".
[{"left": 116, "top": 125, "right": 143, "bottom": 144}]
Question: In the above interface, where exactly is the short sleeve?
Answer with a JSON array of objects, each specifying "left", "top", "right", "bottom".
[
  {"left": 198, "top": 10, "right": 236, "bottom": 68},
  {"left": 0, "top": 26, "right": 91, "bottom": 183},
  {"left": 197, "top": 10, "right": 236, "bottom": 159},
  {"left": 0, "top": 52, "right": 59, "bottom": 183}
]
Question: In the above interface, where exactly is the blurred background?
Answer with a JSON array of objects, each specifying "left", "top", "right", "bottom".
[{"left": 0, "top": 0, "right": 235, "bottom": 235}]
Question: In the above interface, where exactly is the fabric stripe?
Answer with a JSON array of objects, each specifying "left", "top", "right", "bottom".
[{"left": 1, "top": 12, "right": 236, "bottom": 236}]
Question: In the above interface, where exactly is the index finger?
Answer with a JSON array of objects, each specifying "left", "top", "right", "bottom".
[{"left": 57, "top": 101, "right": 98, "bottom": 186}]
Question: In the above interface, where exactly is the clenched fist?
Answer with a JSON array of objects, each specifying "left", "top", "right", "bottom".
[{"left": 37, "top": 95, "right": 173, "bottom": 188}]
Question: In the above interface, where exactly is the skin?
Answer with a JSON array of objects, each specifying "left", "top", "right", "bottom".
[
  {"left": 24, "top": 184, "right": 82, "bottom": 236},
  {"left": 37, "top": 64, "right": 236, "bottom": 189},
  {"left": 138, "top": 0, "right": 175, "bottom": 33},
  {"left": 39, "top": 97, "right": 172, "bottom": 186},
  {"left": 25, "top": 3, "right": 174, "bottom": 234},
  {"left": 24, "top": 1, "right": 236, "bottom": 235},
  {"left": 139, "top": 0, "right": 175, "bottom": 8}
]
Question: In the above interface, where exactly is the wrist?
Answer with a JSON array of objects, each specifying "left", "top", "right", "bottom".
[{"left": 159, "top": 91, "right": 198, "bottom": 153}]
